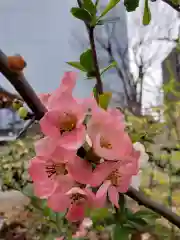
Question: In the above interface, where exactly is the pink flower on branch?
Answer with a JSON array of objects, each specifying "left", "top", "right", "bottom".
[
  {"left": 40, "top": 94, "right": 86, "bottom": 150},
  {"left": 87, "top": 106, "right": 133, "bottom": 161},
  {"left": 28, "top": 147, "right": 76, "bottom": 198},
  {"left": 38, "top": 72, "right": 76, "bottom": 109},
  {"left": 91, "top": 155, "right": 139, "bottom": 208},
  {"left": 48, "top": 187, "right": 96, "bottom": 222}
]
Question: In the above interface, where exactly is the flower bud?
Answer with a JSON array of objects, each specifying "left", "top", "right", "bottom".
[
  {"left": 12, "top": 99, "right": 23, "bottom": 111},
  {"left": 7, "top": 55, "right": 27, "bottom": 72},
  {"left": 18, "top": 107, "right": 28, "bottom": 119}
]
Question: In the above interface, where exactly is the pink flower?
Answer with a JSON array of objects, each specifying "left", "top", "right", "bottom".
[
  {"left": 94, "top": 158, "right": 139, "bottom": 208},
  {"left": 40, "top": 93, "right": 86, "bottom": 150},
  {"left": 28, "top": 148, "right": 75, "bottom": 198},
  {"left": 48, "top": 187, "right": 96, "bottom": 222},
  {"left": 39, "top": 93, "right": 51, "bottom": 107},
  {"left": 34, "top": 136, "right": 63, "bottom": 158},
  {"left": 47, "top": 72, "right": 76, "bottom": 109},
  {"left": 38, "top": 72, "right": 76, "bottom": 109},
  {"left": 87, "top": 106, "right": 133, "bottom": 160},
  {"left": 68, "top": 156, "right": 93, "bottom": 185}
]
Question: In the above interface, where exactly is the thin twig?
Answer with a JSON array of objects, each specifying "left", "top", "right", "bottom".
[
  {"left": 89, "top": 27, "right": 103, "bottom": 95},
  {"left": 161, "top": 0, "right": 180, "bottom": 12},
  {"left": 127, "top": 187, "right": 180, "bottom": 228},
  {"left": 77, "top": 0, "right": 103, "bottom": 96},
  {"left": 16, "top": 116, "right": 36, "bottom": 139}
]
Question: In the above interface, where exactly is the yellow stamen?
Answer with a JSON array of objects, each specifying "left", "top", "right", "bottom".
[
  {"left": 59, "top": 113, "right": 77, "bottom": 132},
  {"left": 100, "top": 137, "right": 112, "bottom": 149},
  {"left": 107, "top": 169, "right": 121, "bottom": 186},
  {"left": 46, "top": 163, "right": 67, "bottom": 178}
]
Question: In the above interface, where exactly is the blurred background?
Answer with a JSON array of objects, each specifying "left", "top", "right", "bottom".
[{"left": 0, "top": 0, "right": 180, "bottom": 239}]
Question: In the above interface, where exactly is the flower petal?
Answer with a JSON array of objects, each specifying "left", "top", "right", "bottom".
[
  {"left": 68, "top": 156, "right": 92, "bottom": 184},
  {"left": 95, "top": 181, "right": 111, "bottom": 207},
  {"left": 90, "top": 161, "right": 117, "bottom": 187},
  {"left": 28, "top": 157, "right": 47, "bottom": 182},
  {"left": 33, "top": 181, "right": 55, "bottom": 198},
  {"left": 60, "top": 125, "right": 86, "bottom": 150},
  {"left": 40, "top": 110, "right": 60, "bottom": 138},
  {"left": 66, "top": 203, "right": 85, "bottom": 222},
  {"left": 34, "top": 137, "right": 57, "bottom": 157},
  {"left": 108, "top": 185, "right": 119, "bottom": 208},
  {"left": 48, "top": 191, "right": 70, "bottom": 212}
]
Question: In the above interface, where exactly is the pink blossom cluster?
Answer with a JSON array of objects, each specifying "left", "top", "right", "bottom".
[{"left": 29, "top": 72, "right": 140, "bottom": 222}]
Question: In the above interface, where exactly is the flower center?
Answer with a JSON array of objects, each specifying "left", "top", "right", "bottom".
[
  {"left": 59, "top": 113, "right": 77, "bottom": 133},
  {"left": 100, "top": 137, "right": 112, "bottom": 149},
  {"left": 46, "top": 162, "right": 67, "bottom": 178},
  {"left": 107, "top": 169, "right": 121, "bottom": 186},
  {"left": 70, "top": 193, "right": 86, "bottom": 205}
]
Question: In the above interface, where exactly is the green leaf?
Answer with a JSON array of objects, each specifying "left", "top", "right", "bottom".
[
  {"left": 71, "top": 7, "right": 92, "bottom": 22},
  {"left": 82, "top": 0, "right": 96, "bottom": 15},
  {"left": 99, "top": 92, "right": 112, "bottom": 110},
  {"left": 143, "top": 0, "right": 151, "bottom": 25},
  {"left": 100, "top": 61, "right": 117, "bottom": 75},
  {"left": 133, "top": 210, "right": 160, "bottom": 221},
  {"left": 113, "top": 225, "right": 130, "bottom": 240},
  {"left": 86, "top": 71, "right": 96, "bottom": 79},
  {"left": 67, "top": 61, "right": 87, "bottom": 72},
  {"left": 97, "top": 0, "right": 121, "bottom": 21},
  {"left": 124, "top": 0, "right": 139, "bottom": 12},
  {"left": 90, "top": 208, "right": 110, "bottom": 223},
  {"left": 80, "top": 49, "right": 94, "bottom": 72}
]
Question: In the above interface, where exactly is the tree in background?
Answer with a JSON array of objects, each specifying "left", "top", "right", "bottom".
[{"left": 73, "top": 0, "right": 179, "bottom": 115}]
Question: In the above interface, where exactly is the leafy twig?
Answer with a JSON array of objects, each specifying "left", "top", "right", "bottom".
[
  {"left": 126, "top": 187, "right": 180, "bottom": 228},
  {"left": 77, "top": 0, "right": 103, "bottom": 96}
]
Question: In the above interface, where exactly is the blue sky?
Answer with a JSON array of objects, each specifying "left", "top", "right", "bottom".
[{"left": 0, "top": 0, "right": 96, "bottom": 98}]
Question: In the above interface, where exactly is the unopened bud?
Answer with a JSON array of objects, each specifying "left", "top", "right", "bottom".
[
  {"left": 18, "top": 107, "right": 28, "bottom": 119},
  {"left": 12, "top": 99, "right": 23, "bottom": 111},
  {"left": 7, "top": 54, "right": 27, "bottom": 72}
]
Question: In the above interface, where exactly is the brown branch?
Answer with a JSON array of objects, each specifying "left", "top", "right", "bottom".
[
  {"left": 127, "top": 187, "right": 180, "bottom": 228},
  {"left": 77, "top": 0, "right": 103, "bottom": 96},
  {"left": 161, "top": 0, "right": 180, "bottom": 12},
  {"left": 89, "top": 27, "right": 103, "bottom": 95},
  {"left": 0, "top": 49, "right": 47, "bottom": 120}
]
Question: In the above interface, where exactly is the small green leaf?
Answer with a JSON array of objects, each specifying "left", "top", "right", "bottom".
[
  {"left": 90, "top": 208, "right": 110, "bottom": 223},
  {"left": 133, "top": 210, "right": 160, "bottom": 220},
  {"left": 143, "top": 0, "right": 151, "bottom": 25},
  {"left": 99, "top": 92, "right": 112, "bottom": 110},
  {"left": 113, "top": 225, "right": 130, "bottom": 240},
  {"left": 80, "top": 49, "right": 94, "bottom": 72},
  {"left": 100, "top": 61, "right": 117, "bottom": 75},
  {"left": 82, "top": 0, "right": 96, "bottom": 15},
  {"left": 124, "top": 0, "right": 139, "bottom": 12},
  {"left": 67, "top": 61, "right": 87, "bottom": 72},
  {"left": 97, "top": 0, "right": 121, "bottom": 21},
  {"left": 71, "top": 7, "right": 92, "bottom": 22}
]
